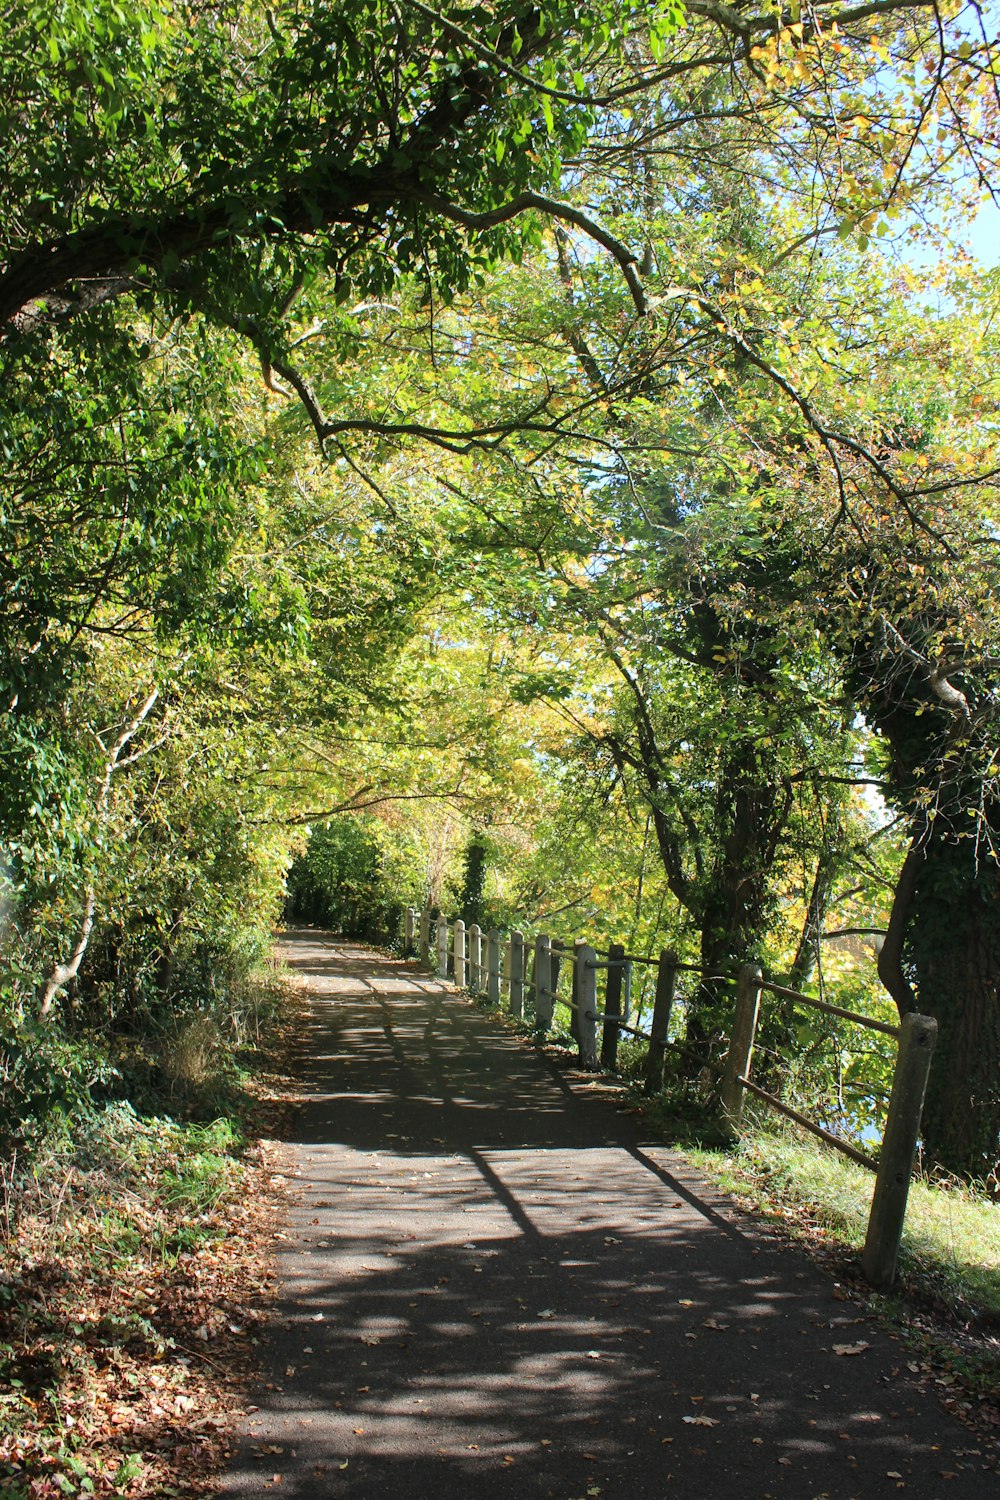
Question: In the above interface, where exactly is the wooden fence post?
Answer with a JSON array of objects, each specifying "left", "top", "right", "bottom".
[
  {"left": 720, "top": 962, "right": 764, "bottom": 1130},
  {"left": 550, "top": 939, "right": 564, "bottom": 1016},
  {"left": 486, "top": 929, "right": 501, "bottom": 1005},
  {"left": 453, "top": 918, "right": 466, "bottom": 989},
  {"left": 861, "top": 1012, "right": 938, "bottom": 1290},
  {"left": 468, "top": 923, "right": 482, "bottom": 991},
  {"left": 419, "top": 907, "right": 431, "bottom": 968},
  {"left": 534, "top": 934, "right": 553, "bottom": 1032},
  {"left": 577, "top": 944, "right": 599, "bottom": 1070},
  {"left": 572, "top": 938, "right": 585, "bottom": 1053},
  {"left": 436, "top": 915, "right": 449, "bottom": 978},
  {"left": 508, "top": 930, "right": 525, "bottom": 1018},
  {"left": 601, "top": 942, "right": 625, "bottom": 1070},
  {"left": 404, "top": 907, "right": 415, "bottom": 957},
  {"left": 644, "top": 950, "right": 679, "bottom": 1095}
]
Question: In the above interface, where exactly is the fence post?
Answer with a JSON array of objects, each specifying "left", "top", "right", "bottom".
[
  {"left": 404, "top": 907, "right": 415, "bottom": 956},
  {"left": 577, "top": 944, "right": 599, "bottom": 1070},
  {"left": 453, "top": 918, "right": 466, "bottom": 989},
  {"left": 508, "top": 930, "right": 525, "bottom": 1018},
  {"left": 436, "top": 915, "right": 449, "bottom": 979},
  {"left": 571, "top": 938, "right": 585, "bottom": 1052},
  {"left": 419, "top": 907, "right": 431, "bottom": 968},
  {"left": 644, "top": 950, "right": 679, "bottom": 1095},
  {"left": 550, "top": 939, "right": 564, "bottom": 1015},
  {"left": 468, "top": 923, "right": 482, "bottom": 991},
  {"left": 486, "top": 929, "right": 501, "bottom": 1005},
  {"left": 534, "top": 934, "right": 553, "bottom": 1032},
  {"left": 861, "top": 1012, "right": 938, "bottom": 1290},
  {"left": 720, "top": 962, "right": 764, "bottom": 1130},
  {"left": 601, "top": 942, "right": 625, "bottom": 1070}
]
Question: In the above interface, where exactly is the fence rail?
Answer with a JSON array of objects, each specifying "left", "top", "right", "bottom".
[
  {"left": 759, "top": 977, "right": 902, "bottom": 1039},
  {"left": 400, "top": 905, "right": 935, "bottom": 1290}
]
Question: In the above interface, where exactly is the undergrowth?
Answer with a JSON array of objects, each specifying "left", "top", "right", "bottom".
[{"left": 0, "top": 963, "right": 299, "bottom": 1498}]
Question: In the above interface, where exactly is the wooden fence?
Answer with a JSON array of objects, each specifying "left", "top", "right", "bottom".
[{"left": 401, "top": 906, "right": 936, "bottom": 1291}]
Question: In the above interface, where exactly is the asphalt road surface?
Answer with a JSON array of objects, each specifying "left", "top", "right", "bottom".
[{"left": 220, "top": 932, "right": 992, "bottom": 1499}]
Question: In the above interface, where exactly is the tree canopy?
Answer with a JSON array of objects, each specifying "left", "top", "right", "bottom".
[{"left": 3, "top": 0, "right": 1000, "bottom": 1182}]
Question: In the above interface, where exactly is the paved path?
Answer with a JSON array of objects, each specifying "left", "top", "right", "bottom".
[{"left": 222, "top": 933, "right": 991, "bottom": 1499}]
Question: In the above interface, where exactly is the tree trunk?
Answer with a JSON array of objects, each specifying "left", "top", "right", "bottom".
[
  {"left": 686, "top": 746, "right": 792, "bottom": 1062},
  {"left": 847, "top": 624, "right": 1000, "bottom": 1182},
  {"left": 38, "top": 887, "right": 97, "bottom": 1018},
  {"left": 906, "top": 836, "right": 1000, "bottom": 1183},
  {"left": 787, "top": 838, "right": 840, "bottom": 993}
]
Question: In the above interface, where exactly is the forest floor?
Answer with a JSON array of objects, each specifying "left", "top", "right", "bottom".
[{"left": 0, "top": 983, "right": 303, "bottom": 1499}]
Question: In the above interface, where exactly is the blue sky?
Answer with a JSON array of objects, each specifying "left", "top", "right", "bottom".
[{"left": 968, "top": 198, "right": 1000, "bottom": 266}]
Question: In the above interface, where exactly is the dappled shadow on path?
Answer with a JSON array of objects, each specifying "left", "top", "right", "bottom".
[{"left": 220, "top": 934, "right": 989, "bottom": 1499}]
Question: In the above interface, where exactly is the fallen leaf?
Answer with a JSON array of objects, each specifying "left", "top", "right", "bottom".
[
  {"left": 833, "top": 1342, "right": 871, "bottom": 1356},
  {"left": 682, "top": 1416, "right": 720, "bottom": 1427}
]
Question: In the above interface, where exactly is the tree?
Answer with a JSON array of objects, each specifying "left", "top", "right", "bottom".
[
  {"left": 4, "top": 2, "right": 995, "bottom": 410},
  {"left": 373, "top": 130, "right": 1000, "bottom": 1172},
  {"left": 5, "top": 0, "right": 999, "bottom": 1172}
]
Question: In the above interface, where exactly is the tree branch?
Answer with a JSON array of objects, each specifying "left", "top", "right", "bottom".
[
  {"left": 38, "top": 686, "right": 161, "bottom": 1019},
  {"left": 415, "top": 190, "right": 646, "bottom": 313},
  {"left": 877, "top": 837, "right": 920, "bottom": 1016}
]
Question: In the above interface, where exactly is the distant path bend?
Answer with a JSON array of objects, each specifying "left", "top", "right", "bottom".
[{"left": 221, "top": 931, "right": 990, "bottom": 1499}]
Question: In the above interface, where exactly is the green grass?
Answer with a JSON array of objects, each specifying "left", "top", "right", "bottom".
[
  {"left": 685, "top": 1123, "right": 1000, "bottom": 1322},
  {"left": 681, "top": 1123, "right": 1000, "bottom": 1410}
]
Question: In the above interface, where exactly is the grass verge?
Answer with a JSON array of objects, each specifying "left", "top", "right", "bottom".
[
  {"left": 680, "top": 1120, "right": 1000, "bottom": 1423},
  {"left": 0, "top": 970, "right": 303, "bottom": 1498}
]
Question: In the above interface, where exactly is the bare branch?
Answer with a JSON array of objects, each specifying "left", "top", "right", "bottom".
[
  {"left": 38, "top": 685, "right": 161, "bottom": 1019},
  {"left": 415, "top": 190, "right": 646, "bottom": 313}
]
